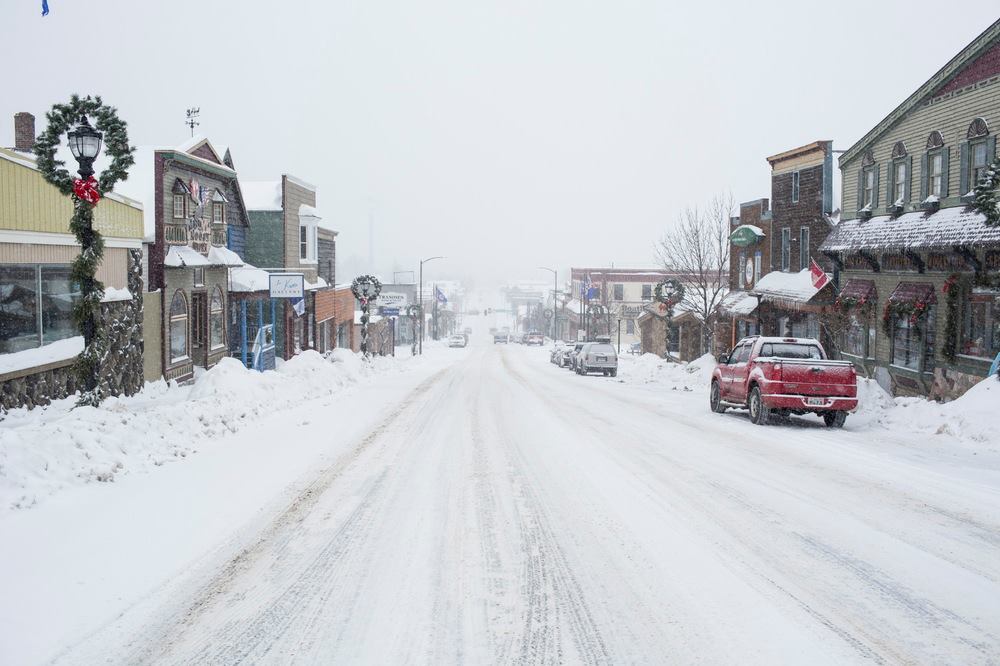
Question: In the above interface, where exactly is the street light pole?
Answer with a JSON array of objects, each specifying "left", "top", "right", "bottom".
[
  {"left": 418, "top": 256, "right": 444, "bottom": 355},
  {"left": 538, "top": 266, "right": 556, "bottom": 343}
]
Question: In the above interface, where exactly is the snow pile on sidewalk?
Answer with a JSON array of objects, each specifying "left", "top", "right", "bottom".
[
  {"left": 0, "top": 350, "right": 408, "bottom": 510},
  {"left": 618, "top": 352, "right": 716, "bottom": 391},
  {"left": 852, "top": 376, "right": 999, "bottom": 447}
]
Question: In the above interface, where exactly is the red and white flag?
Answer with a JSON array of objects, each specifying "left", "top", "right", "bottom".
[{"left": 809, "top": 258, "right": 830, "bottom": 290}]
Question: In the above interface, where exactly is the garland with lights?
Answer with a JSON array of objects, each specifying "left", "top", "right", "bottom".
[
  {"left": 351, "top": 275, "right": 383, "bottom": 357},
  {"left": 833, "top": 293, "right": 874, "bottom": 319},
  {"left": 33, "top": 95, "right": 135, "bottom": 406},
  {"left": 882, "top": 297, "right": 931, "bottom": 340},
  {"left": 972, "top": 155, "right": 1000, "bottom": 227},
  {"left": 941, "top": 273, "right": 967, "bottom": 362},
  {"left": 654, "top": 279, "right": 685, "bottom": 308}
]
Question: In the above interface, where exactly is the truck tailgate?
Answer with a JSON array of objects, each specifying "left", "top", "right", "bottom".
[{"left": 768, "top": 359, "right": 856, "bottom": 397}]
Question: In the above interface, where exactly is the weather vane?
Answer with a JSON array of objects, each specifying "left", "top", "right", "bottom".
[{"left": 185, "top": 107, "right": 200, "bottom": 137}]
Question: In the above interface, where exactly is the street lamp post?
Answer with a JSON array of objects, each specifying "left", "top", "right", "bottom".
[
  {"left": 418, "top": 256, "right": 444, "bottom": 355},
  {"left": 352, "top": 275, "right": 382, "bottom": 357},
  {"left": 538, "top": 267, "right": 557, "bottom": 343}
]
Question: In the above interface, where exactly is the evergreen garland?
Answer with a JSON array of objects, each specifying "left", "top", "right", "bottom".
[
  {"left": 33, "top": 95, "right": 135, "bottom": 406},
  {"left": 972, "top": 155, "right": 1000, "bottom": 226},
  {"left": 834, "top": 293, "right": 874, "bottom": 320},
  {"left": 941, "top": 273, "right": 966, "bottom": 362},
  {"left": 882, "top": 298, "right": 931, "bottom": 340}
]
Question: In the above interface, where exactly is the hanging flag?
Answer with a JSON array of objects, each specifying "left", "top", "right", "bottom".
[
  {"left": 435, "top": 286, "right": 448, "bottom": 304},
  {"left": 42, "top": 0, "right": 49, "bottom": 16},
  {"left": 809, "top": 258, "right": 830, "bottom": 290},
  {"left": 291, "top": 297, "right": 305, "bottom": 316}
]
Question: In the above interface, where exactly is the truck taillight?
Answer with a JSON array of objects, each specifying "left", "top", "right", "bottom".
[{"left": 773, "top": 362, "right": 782, "bottom": 380}]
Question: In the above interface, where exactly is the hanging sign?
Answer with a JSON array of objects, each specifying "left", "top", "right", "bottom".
[
  {"left": 730, "top": 225, "right": 763, "bottom": 247},
  {"left": 269, "top": 273, "right": 305, "bottom": 298},
  {"left": 745, "top": 257, "right": 755, "bottom": 286}
]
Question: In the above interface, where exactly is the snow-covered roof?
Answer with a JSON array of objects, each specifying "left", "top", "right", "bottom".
[
  {"left": 164, "top": 245, "right": 211, "bottom": 268},
  {"left": 207, "top": 245, "right": 244, "bottom": 267},
  {"left": 719, "top": 290, "right": 759, "bottom": 316},
  {"left": 0, "top": 147, "right": 143, "bottom": 211},
  {"left": 820, "top": 206, "right": 1000, "bottom": 253},
  {"left": 229, "top": 264, "right": 271, "bottom": 293},
  {"left": 306, "top": 276, "right": 328, "bottom": 291},
  {"left": 751, "top": 268, "right": 828, "bottom": 304},
  {"left": 241, "top": 180, "right": 283, "bottom": 211}
]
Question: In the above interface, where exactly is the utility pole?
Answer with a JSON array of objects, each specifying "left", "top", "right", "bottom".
[{"left": 417, "top": 256, "right": 443, "bottom": 354}]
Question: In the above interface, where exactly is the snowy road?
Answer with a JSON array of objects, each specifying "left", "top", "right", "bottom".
[{"left": 54, "top": 343, "right": 1000, "bottom": 664}]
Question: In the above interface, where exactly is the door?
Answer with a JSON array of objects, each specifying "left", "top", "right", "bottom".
[
  {"left": 718, "top": 343, "right": 743, "bottom": 399},
  {"left": 190, "top": 292, "right": 207, "bottom": 366},
  {"left": 729, "top": 342, "right": 754, "bottom": 404}
]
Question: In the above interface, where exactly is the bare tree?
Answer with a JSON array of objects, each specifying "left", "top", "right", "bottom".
[{"left": 655, "top": 193, "right": 734, "bottom": 354}]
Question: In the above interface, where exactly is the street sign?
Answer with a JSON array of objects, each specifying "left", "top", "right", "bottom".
[
  {"left": 379, "top": 306, "right": 401, "bottom": 316},
  {"left": 543, "top": 309, "right": 553, "bottom": 319},
  {"left": 269, "top": 273, "right": 304, "bottom": 298},
  {"left": 376, "top": 292, "right": 408, "bottom": 308}
]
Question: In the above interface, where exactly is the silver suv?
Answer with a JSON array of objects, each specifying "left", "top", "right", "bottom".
[{"left": 576, "top": 343, "right": 618, "bottom": 377}]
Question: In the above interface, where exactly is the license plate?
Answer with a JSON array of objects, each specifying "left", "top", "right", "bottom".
[
  {"left": 806, "top": 397, "right": 827, "bottom": 406},
  {"left": 597, "top": 356, "right": 607, "bottom": 361}
]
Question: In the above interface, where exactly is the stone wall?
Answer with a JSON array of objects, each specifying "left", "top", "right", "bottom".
[{"left": 0, "top": 249, "right": 146, "bottom": 411}]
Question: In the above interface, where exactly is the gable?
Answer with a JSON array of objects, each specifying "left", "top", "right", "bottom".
[
  {"left": 931, "top": 39, "right": 1000, "bottom": 99},
  {"left": 190, "top": 142, "right": 222, "bottom": 164}
]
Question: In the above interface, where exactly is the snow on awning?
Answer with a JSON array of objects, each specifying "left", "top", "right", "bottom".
[
  {"left": 820, "top": 206, "right": 1000, "bottom": 253},
  {"left": 0, "top": 336, "right": 83, "bottom": 376},
  {"left": 208, "top": 245, "right": 244, "bottom": 267},
  {"left": 719, "top": 290, "right": 758, "bottom": 316},
  {"left": 229, "top": 264, "right": 271, "bottom": 293},
  {"left": 730, "top": 224, "right": 765, "bottom": 246},
  {"left": 838, "top": 279, "right": 877, "bottom": 304},
  {"left": 305, "top": 276, "right": 328, "bottom": 291},
  {"left": 751, "top": 268, "right": 830, "bottom": 308},
  {"left": 164, "top": 245, "right": 210, "bottom": 267},
  {"left": 887, "top": 282, "right": 937, "bottom": 306}
]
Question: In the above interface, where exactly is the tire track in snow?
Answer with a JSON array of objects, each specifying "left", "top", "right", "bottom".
[{"left": 92, "top": 367, "right": 453, "bottom": 665}]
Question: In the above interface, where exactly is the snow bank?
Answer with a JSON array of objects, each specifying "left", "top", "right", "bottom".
[
  {"left": 0, "top": 350, "right": 410, "bottom": 511},
  {"left": 618, "top": 352, "right": 715, "bottom": 391}
]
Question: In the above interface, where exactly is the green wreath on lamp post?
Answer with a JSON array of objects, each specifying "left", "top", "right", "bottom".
[{"left": 33, "top": 95, "right": 135, "bottom": 406}]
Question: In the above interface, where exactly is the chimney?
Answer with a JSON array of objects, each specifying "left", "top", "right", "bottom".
[{"left": 14, "top": 112, "right": 35, "bottom": 152}]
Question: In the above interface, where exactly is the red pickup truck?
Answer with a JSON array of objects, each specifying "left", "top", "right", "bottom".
[{"left": 710, "top": 336, "right": 858, "bottom": 427}]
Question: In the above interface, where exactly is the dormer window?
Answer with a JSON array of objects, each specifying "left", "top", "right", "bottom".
[
  {"left": 212, "top": 202, "right": 224, "bottom": 223},
  {"left": 173, "top": 194, "right": 186, "bottom": 219}
]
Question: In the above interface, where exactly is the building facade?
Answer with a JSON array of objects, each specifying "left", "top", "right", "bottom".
[
  {"left": 1, "top": 113, "right": 146, "bottom": 408},
  {"left": 820, "top": 20, "right": 1000, "bottom": 399},
  {"left": 569, "top": 268, "right": 672, "bottom": 346}
]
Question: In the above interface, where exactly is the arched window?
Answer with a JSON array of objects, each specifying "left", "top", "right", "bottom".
[
  {"left": 891, "top": 141, "right": 907, "bottom": 159},
  {"left": 210, "top": 287, "right": 225, "bottom": 349},
  {"left": 967, "top": 117, "right": 989, "bottom": 139},
  {"left": 169, "top": 290, "right": 189, "bottom": 363},
  {"left": 926, "top": 131, "right": 944, "bottom": 150}
]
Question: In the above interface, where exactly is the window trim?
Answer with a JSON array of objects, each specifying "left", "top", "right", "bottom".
[
  {"left": 799, "top": 227, "right": 810, "bottom": 272},
  {"left": 168, "top": 289, "right": 189, "bottom": 364},
  {"left": 791, "top": 171, "right": 800, "bottom": 203},
  {"left": 209, "top": 287, "right": 226, "bottom": 350},
  {"left": 172, "top": 194, "right": 186, "bottom": 219},
  {"left": 927, "top": 149, "right": 945, "bottom": 198},
  {"left": 212, "top": 202, "right": 225, "bottom": 224},
  {"left": 863, "top": 165, "right": 875, "bottom": 207},
  {"left": 781, "top": 227, "right": 791, "bottom": 271}
]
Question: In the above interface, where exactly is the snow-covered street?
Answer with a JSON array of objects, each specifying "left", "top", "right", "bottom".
[{"left": 4, "top": 334, "right": 997, "bottom": 664}]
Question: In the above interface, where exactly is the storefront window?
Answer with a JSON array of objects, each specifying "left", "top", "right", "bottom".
[
  {"left": 961, "top": 293, "right": 1000, "bottom": 358},
  {"left": 169, "top": 290, "right": 189, "bottom": 363},
  {"left": 892, "top": 306, "right": 935, "bottom": 371},
  {"left": 845, "top": 315, "right": 867, "bottom": 357},
  {"left": 0, "top": 265, "right": 79, "bottom": 354},
  {"left": 210, "top": 288, "right": 225, "bottom": 349}
]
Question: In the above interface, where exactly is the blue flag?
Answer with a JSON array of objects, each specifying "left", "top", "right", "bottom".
[
  {"left": 435, "top": 286, "right": 447, "bottom": 304},
  {"left": 42, "top": 0, "right": 49, "bottom": 15}
]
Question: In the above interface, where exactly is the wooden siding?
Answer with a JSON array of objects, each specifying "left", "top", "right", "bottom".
[
  {"left": 0, "top": 153, "right": 143, "bottom": 239},
  {"left": 0, "top": 243, "right": 129, "bottom": 288},
  {"left": 841, "top": 78, "right": 1000, "bottom": 218}
]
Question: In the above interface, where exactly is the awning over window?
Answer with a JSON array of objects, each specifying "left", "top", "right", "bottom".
[
  {"left": 838, "top": 279, "right": 877, "bottom": 304},
  {"left": 719, "top": 290, "right": 758, "bottom": 316},
  {"left": 887, "top": 282, "right": 937, "bottom": 306}
]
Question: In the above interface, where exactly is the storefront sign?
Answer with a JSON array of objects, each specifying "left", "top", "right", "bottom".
[
  {"left": 376, "top": 292, "right": 408, "bottom": 308},
  {"left": 269, "top": 273, "right": 305, "bottom": 298},
  {"left": 379, "top": 306, "right": 401, "bottom": 316},
  {"left": 730, "top": 225, "right": 762, "bottom": 247},
  {"left": 621, "top": 304, "right": 645, "bottom": 318},
  {"left": 744, "top": 257, "right": 755, "bottom": 286}
]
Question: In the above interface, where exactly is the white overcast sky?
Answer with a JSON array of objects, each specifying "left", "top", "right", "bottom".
[{"left": 1, "top": 1, "right": 993, "bottom": 286}]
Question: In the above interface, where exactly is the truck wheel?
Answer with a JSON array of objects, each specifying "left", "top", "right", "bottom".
[
  {"left": 710, "top": 381, "right": 726, "bottom": 413},
  {"left": 610, "top": 369, "right": 617, "bottom": 377},
  {"left": 748, "top": 387, "right": 770, "bottom": 425},
  {"left": 823, "top": 411, "right": 847, "bottom": 428}
]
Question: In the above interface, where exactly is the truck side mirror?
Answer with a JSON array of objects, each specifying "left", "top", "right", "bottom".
[{"left": 717, "top": 353, "right": 729, "bottom": 364}]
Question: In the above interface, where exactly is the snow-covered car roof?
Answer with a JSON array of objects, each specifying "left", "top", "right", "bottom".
[{"left": 737, "top": 336, "right": 821, "bottom": 346}]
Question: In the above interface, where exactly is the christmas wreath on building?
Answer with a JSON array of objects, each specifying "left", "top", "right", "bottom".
[{"left": 881, "top": 298, "right": 931, "bottom": 339}]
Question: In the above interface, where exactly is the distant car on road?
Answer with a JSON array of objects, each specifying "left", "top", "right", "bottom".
[
  {"left": 525, "top": 332, "right": 544, "bottom": 346},
  {"left": 493, "top": 333, "right": 508, "bottom": 344},
  {"left": 710, "top": 336, "right": 858, "bottom": 427},
  {"left": 576, "top": 343, "right": 618, "bottom": 377},
  {"left": 448, "top": 334, "right": 467, "bottom": 348},
  {"left": 627, "top": 342, "right": 642, "bottom": 355}
]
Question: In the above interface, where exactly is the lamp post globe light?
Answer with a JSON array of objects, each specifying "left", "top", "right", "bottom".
[
  {"left": 67, "top": 115, "right": 103, "bottom": 179},
  {"left": 351, "top": 275, "right": 382, "bottom": 357}
]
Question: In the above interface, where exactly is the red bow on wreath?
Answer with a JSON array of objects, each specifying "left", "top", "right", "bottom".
[{"left": 72, "top": 176, "right": 101, "bottom": 205}]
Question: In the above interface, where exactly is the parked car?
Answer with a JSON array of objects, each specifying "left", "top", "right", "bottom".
[
  {"left": 525, "top": 331, "right": 545, "bottom": 346},
  {"left": 576, "top": 343, "right": 618, "bottom": 376},
  {"left": 550, "top": 342, "right": 568, "bottom": 364},
  {"left": 627, "top": 342, "right": 642, "bottom": 355},
  {"left": 567, "top": 342, "right": 588, "bottom": 371},
  {"left": 493, "top": 333, "right": 508, "bottom": 344},
  {"left": 709, "top": 336, "right": 858, "bottom": 427},
  {"left": 448, "top": 334, "right": 467, "bottom": 348}
]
